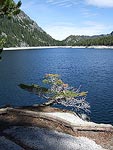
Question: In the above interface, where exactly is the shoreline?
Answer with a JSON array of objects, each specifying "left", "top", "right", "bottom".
[
  {"left": 3, "top": 46, "right": 73, "bottom": 51},
  {"left": 0, "top": 106, "right": 113, "bottom": 150},
  {"left": 3, "top": 45, "right": 113, "bottom": 51}
]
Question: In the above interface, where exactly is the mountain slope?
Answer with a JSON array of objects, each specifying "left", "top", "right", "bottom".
[
  {"left": 0, "top": 10, "right": 113, "bottom": 47},
  {"left": 0, "top": 11, "right": 62, "bottom": 47},
  {"left": 63, "top": 33, "right": 113, "bottom": 46}
]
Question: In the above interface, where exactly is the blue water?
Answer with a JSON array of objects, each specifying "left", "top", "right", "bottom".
[{"left": 0, "top": 48, "right": 113, "bottom": 125}]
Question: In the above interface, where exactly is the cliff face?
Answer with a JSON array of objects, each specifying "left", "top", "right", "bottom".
[{"left": 0, "top": 106, "right": 113, "bottom": 150}]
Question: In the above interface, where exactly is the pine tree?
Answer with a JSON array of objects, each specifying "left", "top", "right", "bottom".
[
  {"left": 19, "top": 74, "right": 90, "bottom": 116},
  {"left": 0, "top": 0, "right": 21, "bottom": 59},
  {"left": 0, "top": 0, "right": 21, "bottom": 18}
]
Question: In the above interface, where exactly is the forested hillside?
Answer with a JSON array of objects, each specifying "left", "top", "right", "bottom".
[
  {"left": 63, "top": 33, "right": 113, "bottom": 46},
  {"left": 0, "top": 11, "right": 63, "bottom": 47},
  {"left": 0, "top": 9, "right": 113, "bottom": 47}
]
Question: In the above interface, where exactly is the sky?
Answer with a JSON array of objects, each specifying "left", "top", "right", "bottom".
[{"left": 15, "top": 0, "right": 113, "bottom": 40}]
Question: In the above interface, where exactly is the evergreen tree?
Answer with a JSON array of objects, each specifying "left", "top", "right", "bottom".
[
  {"left": 0, "top": 0, "right": 21, "bottom": 59},
  {"left": 0, "top": 0, "right": 21, "bottom": 18},
  {"left": 19, "top": 74, "right": 90, "bottom": 116}
]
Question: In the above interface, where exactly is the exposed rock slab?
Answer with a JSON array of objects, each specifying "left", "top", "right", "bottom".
[
  {"left": 4, "top": 126, "right": 106, "bottom": 150},
  {"left": 0, "top": 106, "right": 113, "bottom": 150},
  {"left": 0, "top": 136, "right": 24, "bottom": 150}
]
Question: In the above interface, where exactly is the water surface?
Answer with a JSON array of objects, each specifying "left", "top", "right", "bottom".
[{"left": 0, "top": 48, "right": 113, "bottom": 124}]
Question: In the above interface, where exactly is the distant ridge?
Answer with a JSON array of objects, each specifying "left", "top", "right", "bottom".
[
  {"left": 63, "top": 32, "right": 113, "bottom": 46},
  {"left": 0, "top": 9, "right": 113, "bottom": 47}
]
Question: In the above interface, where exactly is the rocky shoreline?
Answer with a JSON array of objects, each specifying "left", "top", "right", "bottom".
[
  {"left": 0, "top": 106, "right": 113, "bottom": 150},
  {"left": 3, "top": 45, "right": 113, "bottom": 51}
]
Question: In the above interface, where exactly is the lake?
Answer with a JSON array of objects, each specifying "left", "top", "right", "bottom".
[{"left": 0, "top": 48, "right": 113, "bottom": 125}]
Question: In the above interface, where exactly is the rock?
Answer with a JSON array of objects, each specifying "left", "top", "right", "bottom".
[
  {"left": 4, "top": 126, "right": 105, "bottom": 150},
  {"left": 0, "top": 106, "right": 113, "bottom": 149},
  {"left": 0, "top": 136, "right": 24, "bottom": 150}
]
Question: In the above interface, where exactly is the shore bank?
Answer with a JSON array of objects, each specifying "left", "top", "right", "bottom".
[
  {"left": 3, "top": 45, "right": 113, "bottom": 51},
  {"left": 0, "top": 106, "right": 113, "bottom": 150},
  {"left": 3, "top": 46, "right": 73, "bottom": 51}
]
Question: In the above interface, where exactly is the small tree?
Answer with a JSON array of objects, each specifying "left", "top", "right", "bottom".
[
  {"left": 19, "top": 74, "right": 90, "bottom": 115},
  {"left": 0, "top": 0, "right": 22, "bottom": 59},
  {"left": 0, "top": 0, "right": 22, "bottom": 18},
  {"left": 0, "top": 38, "right": 6, "bottom": 60}
]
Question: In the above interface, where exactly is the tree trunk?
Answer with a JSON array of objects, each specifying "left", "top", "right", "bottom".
[
  {"left": 40, "top": 99, "right": 56, "bottom": 106},
  {"left": 0, "top": 48, "right": 3, "bottom": 54}
]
